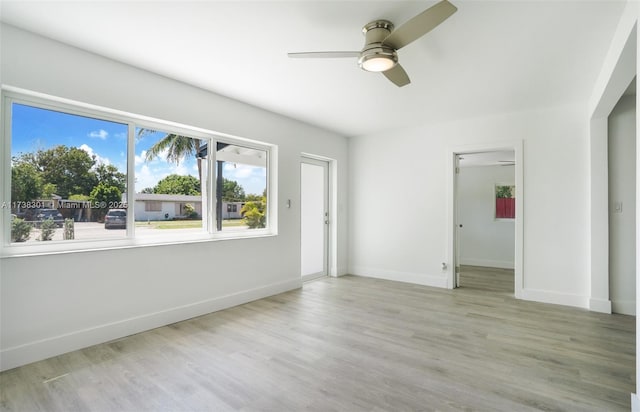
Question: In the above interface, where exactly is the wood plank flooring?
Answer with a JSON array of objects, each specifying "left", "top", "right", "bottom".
[{"left": 1, "top": 267, "right": 635, "bottom": 411}]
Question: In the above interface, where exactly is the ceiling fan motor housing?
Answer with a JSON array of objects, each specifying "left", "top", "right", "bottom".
[{"left": 358, "top": 20, "right": 398, "bottom": 72}]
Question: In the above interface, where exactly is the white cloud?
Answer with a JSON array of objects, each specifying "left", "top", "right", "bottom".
[
  {"left": 224, "top": 164, "right": 262, "bottom": 179},
  {"left": 135, "top": 164, "right": 158, "bottom": 192},
  {"left": 135, "top": 150, "right": 147, "bottom": 166},
  {"left": 88, "top": 129, "right": 108, "bottom": 140},
  {"left": 170, "top": 163, "right": 189, "bottom": 176},
  {"left": 79, "top": 144, "right": 111, "bottom": 166},
  {"left": 222, "top": 164, "right": 266, "bottom": 195},
  {"left": 134, "top": 162, "right": 197, "bottom": 192}
]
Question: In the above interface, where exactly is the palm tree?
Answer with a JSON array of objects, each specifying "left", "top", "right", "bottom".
[
  {"left": 138, "top": 129, "right": 203, "bottom": 181},
  {"left": 138, "top": 129, "right": 230, "bottom": 231}
]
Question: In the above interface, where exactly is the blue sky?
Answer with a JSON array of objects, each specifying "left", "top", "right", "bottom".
[{"left": 12, "top": 103, "right": 266, "bottom": 195}]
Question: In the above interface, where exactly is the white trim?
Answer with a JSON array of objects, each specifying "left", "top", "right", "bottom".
[
  {"left": 459, "top": 259, "right": 514, "bottom": 270},
  {"left": 1, "top": 96, "right": 12, "bottom": 246},
  {"left": 349, "top": 266, "right": 448, "bottom": 288},
  {"left": 301, "top": 153, "right": 338, "bottom": 278},
  {"left": 589, "top": 297, "right": 612, "bottom": 314},
  {"left": 611, "top": 299, "right": 636, "bottom": 316},
  {"left": 0, "top": 277, "right": 301, "bottom": 371},
  {"left": 632, "top": 393, "right": 640, "bottom": 412},
  {"left": 521, "top": 288, "right": 589, "bottom": 309},
  {"left": 302, "top": 273, "right": 327, "bottom": 282}
]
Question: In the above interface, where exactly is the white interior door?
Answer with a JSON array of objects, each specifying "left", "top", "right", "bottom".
[{"left": 301, "top": 158, "right": 329, "bottom": 281}]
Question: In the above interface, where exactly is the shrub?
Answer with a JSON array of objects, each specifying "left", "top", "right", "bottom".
[
  {"left": 183, "top": 203, "right": 199, "bottom": 219},
  {"left": 11, "top": 218, "right": 32, "bottom": 242},
  {"left": 63, "top": 218, "right": 74, "bottom": 240},
  {"left": 241, "top": 199, "right": 266, "bottom": 229},
  {"left": 40, "top": 217, "right": 56, "bottom": 241}
]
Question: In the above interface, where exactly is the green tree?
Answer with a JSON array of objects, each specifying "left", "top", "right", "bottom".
[
  {"left": 245, "top": 193, "right": 262, "bottom": 202},
  {"left": 18, "top": 145, "right": 97, "bottom": 199},
  {"left": 241, "top": 197, "right": 266, "bottom": 229},
  {"left": 11, "top": 162, "right": 42, "bottom": 202},
  {"left": 95, "top": 163, "right": 126, "bottom": 193},
  {"left": 42, "top": 183, "right": 57, "bottom": 199},
  {"left": 152, "top": 174, "right": 201, "bottom": 195},
  {"left": 90, "top": 183, "right": 122, "bottom": 220},
  {"left": 223, "top": 178, "right": 245, "bottom": 202}
]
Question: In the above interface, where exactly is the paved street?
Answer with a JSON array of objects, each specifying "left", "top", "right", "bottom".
[
  {"left": 22, "top": 222, "right": 126, "bottom": 243},
  {"left": 18, "top": 221, "right": 248, "bottom": 243}
]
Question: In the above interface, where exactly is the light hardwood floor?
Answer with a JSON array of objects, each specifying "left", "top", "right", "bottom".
[{"left": 0, "top": 267, "right": 635, "bottom": 411}]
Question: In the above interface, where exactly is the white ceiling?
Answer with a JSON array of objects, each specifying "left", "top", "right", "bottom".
[{"left": 0, "top": 0, "right": 627, "bottom": 137}]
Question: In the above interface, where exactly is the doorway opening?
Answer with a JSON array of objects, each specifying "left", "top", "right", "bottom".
[
  {"left": 301, "top": 157, "right": 330, "bottom": 281},
  {"left": 448, "top": 142, "right": 523, "bottom": 298},
  {"left": 608, "top": 77, "right": 636, "bottom": 316},
  {"left": 455, "top": 150, "right": 516, "bottom": 294}
]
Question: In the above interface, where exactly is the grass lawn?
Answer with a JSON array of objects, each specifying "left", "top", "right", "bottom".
[{"left": 135, "top": 219, "right": 247, "bottom": 229}]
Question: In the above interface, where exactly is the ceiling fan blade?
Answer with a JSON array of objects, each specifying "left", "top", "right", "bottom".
[
  {"left": 383, "top": 64, "right": 410, "bottom": 87},
  {"left": 287, "top": 51, "right": 360, "bottom": 59},
  {"left": 382, "top": 0, "right": 457, "bottom": 50}
]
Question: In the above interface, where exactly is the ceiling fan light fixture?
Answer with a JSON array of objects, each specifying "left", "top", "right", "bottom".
[
  {"left": 358, "top": 47, "right": 398, "bottom": 72},
  {"left": 287, "top": 0, "right": 458, "bottom": 86}
]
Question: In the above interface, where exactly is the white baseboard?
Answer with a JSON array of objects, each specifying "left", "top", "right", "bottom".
[
  {"left": 521, "top": 288, "right": 589, "bottom": 309},
  {"left": 459, "top": 258, "right": 514, "bottom": 269},
  {"left": 349, "top": 266, "right": 448, "bottom": 288},
  {"left": 589, "top": 297, "right": 612, "bottom": 314},
  {"left": 0, "top": 278, "right": 302, "bottom": 372},
  {"left": 334, "top": 265, "right": 349, "bottom": 277},
  {"left": 612, "top": 299, "right": 636, "bottom": 316}
]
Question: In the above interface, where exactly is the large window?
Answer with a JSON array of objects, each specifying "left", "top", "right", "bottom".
[
  {"left": 216, "top": 143, "right": 267, "bottom": 232},
  {"left": 134, "top": 127, "right": 207, "bottom": 240},
  {"left": 2, "top": 92, "right": 274, "bottom": 253},
  {"left": 8, "top": 103, "right": 128, "bottom": 243}
]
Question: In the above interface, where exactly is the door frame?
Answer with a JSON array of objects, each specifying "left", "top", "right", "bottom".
[
  {"left": 446, "top": 141, "right": 524, "bottom": 298},
  {"left": 300, "top": 154, "right": 337, "bottom": 279}
]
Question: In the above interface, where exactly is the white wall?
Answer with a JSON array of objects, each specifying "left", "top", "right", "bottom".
[
  {"left": 349, "top": 103, "right": 591, "bottom": 307},
  {"left": 0, "top": 24, "right": 349, "bottom": 370},
  {"left": 458, "top": 165, "right": 515, "bottom": 269},
  {"left": 586, "top": 1, "right": 638, "bottom": 405},
  {"left": 609, "top": 93, "right": 637, "bottom": 316}
]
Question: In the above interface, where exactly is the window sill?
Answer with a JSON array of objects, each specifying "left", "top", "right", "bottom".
[{"left": 0, "top": 230, "right": 276, "bottom": 259}]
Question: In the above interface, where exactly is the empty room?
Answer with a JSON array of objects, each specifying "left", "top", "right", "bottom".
[{"left": 0, "top": 0, "right": 638, "bottom": 411}]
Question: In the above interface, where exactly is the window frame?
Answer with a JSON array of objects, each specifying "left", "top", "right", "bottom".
[{"left": 1, "top": 88, "right": 276, "bottom": 257}]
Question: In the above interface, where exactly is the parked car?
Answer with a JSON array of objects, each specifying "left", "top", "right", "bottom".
[
  {"left": 104, "top": 209, "right": 126, "bottom": 229},
  {"left": 35, "top": 209, "right": 64, "bottom": 227}
]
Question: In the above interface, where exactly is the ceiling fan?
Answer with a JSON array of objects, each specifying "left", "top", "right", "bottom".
[{"left": 287, "top": 0, "right": 457, "bottom": 87}]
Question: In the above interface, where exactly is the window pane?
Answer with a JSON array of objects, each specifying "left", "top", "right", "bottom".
[
  {"left": 10, "top": 103, "right": 128, "bottom": 243},
  {"left": 134, "top": 127, "right": 207, "bottom": 238},
  {"left": 216, "top": 143, "right": 267, "bottom": 231}
]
